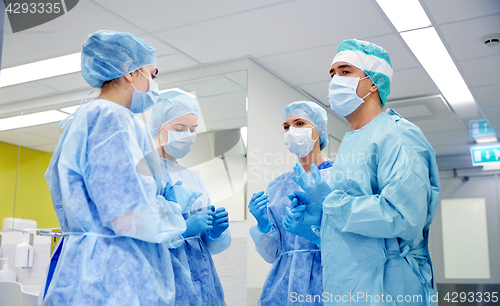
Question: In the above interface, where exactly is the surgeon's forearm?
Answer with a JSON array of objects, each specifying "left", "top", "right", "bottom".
[
  {"left": 249, "top": 224, "right": 279, "bottom": 263},
  {"left": 323, "top": 191, "right": 427, "bottom": 241},
  {"left": 202, "top": 229, "right": 231, "bottom": 255}
]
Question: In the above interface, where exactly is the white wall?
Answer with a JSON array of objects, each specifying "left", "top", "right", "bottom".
[{"left": 429, "top": 171, "right": 500, "bottom": 284}]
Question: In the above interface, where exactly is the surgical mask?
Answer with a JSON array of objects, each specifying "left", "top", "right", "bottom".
[
  {"left": 160, "top": 129, "right": 196, "bottom": 159},
  {"left": 130, "top": 69, "right": 159, "bottom": 114},
  {"left": 327, "top": 75, "right": 371, "bottom": 116},
  {"left": 283, "top": 126, "right": 319, "bottom": 158}
]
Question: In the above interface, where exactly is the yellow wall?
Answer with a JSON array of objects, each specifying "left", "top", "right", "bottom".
[{"left": 0, "top": 141, "right": 59, "bottom": 228}]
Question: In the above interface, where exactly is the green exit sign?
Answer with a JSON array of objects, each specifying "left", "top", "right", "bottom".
[
  {"left": 470, "top": 120, "right": 495, "bottom": 138},
  {"left": 470, "top": 143, "right": 500, "bottom": 166}
]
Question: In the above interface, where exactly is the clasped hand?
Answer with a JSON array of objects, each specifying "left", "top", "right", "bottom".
[
  {"left": 163, "top": 181, "right": 203, "bottom": 213},
  {"left": 283, "top": 206, "right": 320, "bottom": 244},
  {"left": 287, "top": 190, "right": 322, "bottom": 227},
  {"left": 210, "top": 206, "right": 229, "bottom": 238},
  {"left": 183, "top": 206, "right": 229, "bottom": 238},
  {"left": 292, "top": 162, "right": 331, "bottom": 206}
]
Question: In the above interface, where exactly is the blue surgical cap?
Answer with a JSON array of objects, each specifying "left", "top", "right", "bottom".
[
  {"left": 282, "top": 101, "right": 329, "bottom": 150},
  {"left": 81, "top": 30, "right": 157, "bottom": 88},
  {"left": 149, "top": 91, "right": 200, "bottom": 137},
  {"left": 331, "top": 39, "right": 393, "bottom": 107}
]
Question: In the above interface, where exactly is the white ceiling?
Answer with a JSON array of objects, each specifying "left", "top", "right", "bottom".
[{"left": 1, "top": 0, "right": 499, "bottom": 166}]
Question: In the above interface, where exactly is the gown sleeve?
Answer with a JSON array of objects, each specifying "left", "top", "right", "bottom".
[
  {"left": 249, "top": 223, "right": 280, "bottom": 264},
  {"left": 202, "top": 229, "right": 232, "bottom": 255},
  {"left": 198, "top": 179, "right": 231, "bottom": 255},
  {"left": 323, "top": 140, "right": 431, "bottom": 241},
  {"left": 249, "top": 195, "right": 281, "bottom": 265}
]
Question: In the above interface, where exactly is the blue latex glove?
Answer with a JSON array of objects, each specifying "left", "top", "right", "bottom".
[
  {"left": 183, "top": 210, "right": 214, "bottom": 237},
  {"left": 173, "top": 184, "right": 203, "bottom": 213},
  {"left": 248, "top": 191, "right": 270, "bottom": 232},
  {"left": 283, "top": 206, "right": 320, "bottom": 244},
  {"left": 209, "top": 206, "right": 229, "bottom": 238},
  {"left": 288, "top": 190, "right": 322, "bottom": 226},
  {"left": 163, "top": 180, "right": 182, "bottom": 202},
  {"left": 292, "top": 163, "right": 332, "bottom": 206}
]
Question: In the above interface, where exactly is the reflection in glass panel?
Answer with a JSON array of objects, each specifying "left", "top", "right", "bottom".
[
  {"left": 0, "top": 110, "right": 61, "bottom": 229},
  {"left": 0, "top": 70, "right": 248, "bottom": 229},
  {"left": 147, "top": 70, "right": 248, "bottom": 221},
  {"left": 0, "top": 112, "right": 22, "bottom": 230}
]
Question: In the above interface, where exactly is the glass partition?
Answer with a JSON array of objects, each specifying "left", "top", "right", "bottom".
[{"left": 0, "top": 69, "right": 248, "bottom": 229}]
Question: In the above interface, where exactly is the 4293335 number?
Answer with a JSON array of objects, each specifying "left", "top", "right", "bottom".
[
  {"left": 443, "top": 291, "right": 498, "bottom": 303},
  {"left": 5, "top": 2, "right": 62, "bottom": 14}
]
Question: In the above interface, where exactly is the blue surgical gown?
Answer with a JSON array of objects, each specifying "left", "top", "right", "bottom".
[
  {"left": 321, "top": 109, "right": 440, "bottom": 305},
  {"left": 39, "top": 99, "right": 187, "bottom": 306},
  {"left": 250, "top": 161, "right": 333, "bottom": 306},
  {"left": 160, "top": 158, "right": 231, "bottom": 306}
]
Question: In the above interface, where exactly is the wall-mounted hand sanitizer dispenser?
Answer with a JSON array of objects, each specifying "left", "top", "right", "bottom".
[{"left": 15, "top": 236, "right": 33, "bottom": 268}]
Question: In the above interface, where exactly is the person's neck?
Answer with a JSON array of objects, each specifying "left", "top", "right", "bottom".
[
  {"left": 298, "top": 147, "right": 328, "bottom": 173},
  {"left": 345, "top": 98, "right": 384, "bottom": 131},
  {"left": 97, "top": 85, "right": 133, "bottom": 109},
  {"left": 157, "top": 147, "right": 177, "bottom": 162}
]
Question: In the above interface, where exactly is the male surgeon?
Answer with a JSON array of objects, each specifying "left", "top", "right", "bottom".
[{"left": 290, "top": 39, "right": 440, "bottom": 305}]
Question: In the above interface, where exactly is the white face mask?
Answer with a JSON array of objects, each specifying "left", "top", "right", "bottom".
[
  {"left": 130, "top": 69, "right": 159, "bottom": 114},
  {"left": 283, "top": 126, "right": 319, "bottom": 158},
  {"left": 327, "top": 75, "right": 371, "bottom": 116},
  {"left": 160, "top": 130, "right": 196, "bottom": 159}
]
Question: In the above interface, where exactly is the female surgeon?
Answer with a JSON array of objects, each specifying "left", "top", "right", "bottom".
[
  {"left": 249, "top": 101, "right": 333, "bottom": 306},
  {"left": 40, "top": 30, "right": 188, "bottom": 305},
  {"left": 149, "top": 91, "right": 231, "bottom": 306}
]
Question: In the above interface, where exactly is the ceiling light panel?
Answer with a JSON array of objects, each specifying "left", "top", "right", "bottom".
[
  {"left": 0, "top": 110, "right": 68, "bottom": 132},
  {"left": 400, "top": 27, "right": 476, "bottom": 110},
  {"left": 0, "top": 53, "right": 81, "bottom": 88},
  {"left": 376, "top": 0, "right": 432, "bottom": 32}
]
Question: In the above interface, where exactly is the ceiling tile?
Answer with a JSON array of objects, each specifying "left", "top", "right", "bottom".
[
  {"left": 153, "top": 0, "right": 393, "bottom": 63},
  {"left": 179, "top": 76, "right": 245, "bottom": 97},
  {"left": 388, "top": 68, "right": 440, "bottom": 100},
  {"left": 0, "top": 129, "right": 55, "bottom": 148},
  {"left": 410, "top": 116, "right": 466, "bottom": 134},
  {"left": 156, "top": 53, "right": 200, "bottom": 76},
  {"left": 0, "top": 82, "right": 57, "bottom": 105},
  {"left": 393, "top": 104, "right": 432, "bottom": 118},
  {"left": 387, "top": 95, "right": 452, "bottom": 118},
  {"left": 298, "top": 81, "right": 330, "bottom": 106},
  {"left": 432, "top": 144, "right": 471, "bottom": 157},
  {"left": 471, "top": 84, "right": 500, "bottom": 109},
  {"left": 222, "top": 71, "right": 248, "bottom": 89},
  {"left": 93, "top": 0, "right": 287, "bottom": 33},
  {"left": 425, "top": 129, "right": 473, "bottom": 147},
  {"left": 258, "top": 45, "right": 339, "bottom": 85},
  {"left": 20, "top": 122, "right": 63, "bottom": 142},
  {"left": 37, "top": 72, "right": 91, "bottom": 92},
  {"left": 494, "top": 125, "right": 500, "bottom": 136},
  {"left": 439, "top": 14, "right": 500, "bottom": 61},
  {"left": 483, "top": 106, "right": 500, "bottom": 126},
  {"left": 137, "top": 33, "right": 178, "bottom": 57},
  {"left": 0, "top": 130, "right": 21, "bottom": 146},
  {"left": 423, "top": 0, "right": 500, "bottom": 25},
  {"left": 459, "top": 54, "right": 500, "bottom": 87},
  {"left": 2, "top": 1, "right": 145, "bottom": 68},
  {"left": 30, "top": 143, "right": 58, "bottom": 153},
  {"left": 364, "top": 34, "right": 420, "bottom": 70},
  {"left": 206, "top": 117, "right": 247, "bottom": 131},
  {"left": 198, "top": 92, "right": 247, "bottom": 129}
]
